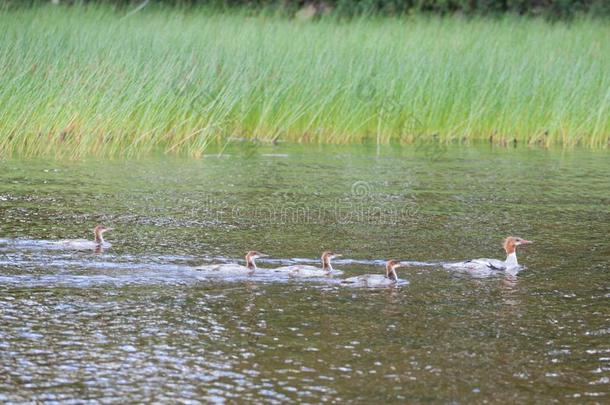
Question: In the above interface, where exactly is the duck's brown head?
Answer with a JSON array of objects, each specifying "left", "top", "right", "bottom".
[
  {"left": 503, "top": 237, "right": 533, "bottom": 254},
  {"left": 245, "top": 251, "right": 268, "bottom": 270},
  {"left": 385, "top": 260, "right": 404, "bottom": 281},
  {"left": 321, "top": 251, "right": 342, "bottom": 271},
  {"left": 93, "top": 225, "right": 113, "bottom": 244}
]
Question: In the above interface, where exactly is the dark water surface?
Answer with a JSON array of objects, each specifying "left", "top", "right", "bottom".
[{"left": 1, "top": 144, "right": 608, "bottom": 403}]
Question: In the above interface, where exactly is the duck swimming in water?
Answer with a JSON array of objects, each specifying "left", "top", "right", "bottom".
[
  {"left": 53, "top": 225, "right": 113, "bottom": 250},
  {"left": 196, "top": 251, "right": 268, "bottom": 275},
  {"left": 443, "top": 236, "right": 533, "bottom": 272},
  {"left": 341, "top": 260, "right": 407, "bottom": 287},
  {"left": 271, "top": 251, "right": 343, "bottom": 277}
]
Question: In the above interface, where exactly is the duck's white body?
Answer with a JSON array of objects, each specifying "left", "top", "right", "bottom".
[
  {"left": 443, "top": 237, "right": 532, "bottom": 273},
  {"left": 443, "top": 255, "right": 517, "bottom": 271},
  {"left": 273, "top": 264, "right": 343, "bottom": 278},
  {"left": 341, "top": 274, "right": 406, "bottom": 288},
  {"left": 53, "top": 239, "right": 111, "bottom": 250}
]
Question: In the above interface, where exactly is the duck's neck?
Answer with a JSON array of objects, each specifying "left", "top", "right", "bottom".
[
  {"left": 322, "top": 258, "right": 332, "bottom": 272},
  {"left": 386, "top": 267, "right": 398, "bottom": 281},
  {"left": 94, "top": 231, "right": 104, "bottom": 244},
  {"left": 505, "top": 252, "right": 518, "bottom": 268},
  {"left": 246, "top": 258, "right": 256, "bottom": 270}
]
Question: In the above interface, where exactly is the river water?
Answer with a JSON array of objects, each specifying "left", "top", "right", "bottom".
[{"left": 0, "top": 144, "right": 608, "bottom": 402}]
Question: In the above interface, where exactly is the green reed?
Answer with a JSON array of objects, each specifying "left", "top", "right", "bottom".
[{"left": 0, "top": 5, "right": 608, "bottom": 157}]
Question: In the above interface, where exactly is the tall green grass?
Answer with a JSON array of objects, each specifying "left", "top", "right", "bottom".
[{"left": 0, "top": 6, "right": 608, "bottom": 157}]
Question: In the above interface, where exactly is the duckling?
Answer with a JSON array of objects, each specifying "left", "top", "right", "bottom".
[
  {"left": 341, "top": 260, "right": 407, "bottom": 287},
  {"left": 53, "top": 225, "right": 113, "bottom": 250},
  {"left": 196, "top": 251, "right": 268, "bottom": 275},
  {"left": 272, "top": 251, "right": 343, "bottom": 277}
]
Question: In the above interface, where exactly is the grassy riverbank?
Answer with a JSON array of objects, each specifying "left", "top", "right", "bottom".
[{"left": 0, "top": 6, "right": 608, "bottom": 156}]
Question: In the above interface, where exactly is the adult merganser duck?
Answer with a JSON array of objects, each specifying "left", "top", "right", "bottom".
[
  {"left": 53, "top": 225, "right": 113, "bottom": 250},
  {"left": 443, "top": 236, "right": 533, "bottom": 272},
  {"left": 341, "top": 260, "right": 407, "bottom": 287},
  {"left": 272, "top": 251, "right": 343, "bottom": 277},
  {"left": 196, "top": 251, "right": 268, "bottom": 275}
]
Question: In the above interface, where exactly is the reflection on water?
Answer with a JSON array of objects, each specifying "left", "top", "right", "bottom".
[{"left": 0, "top": 144, "right": 608, "bottom": 402}]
